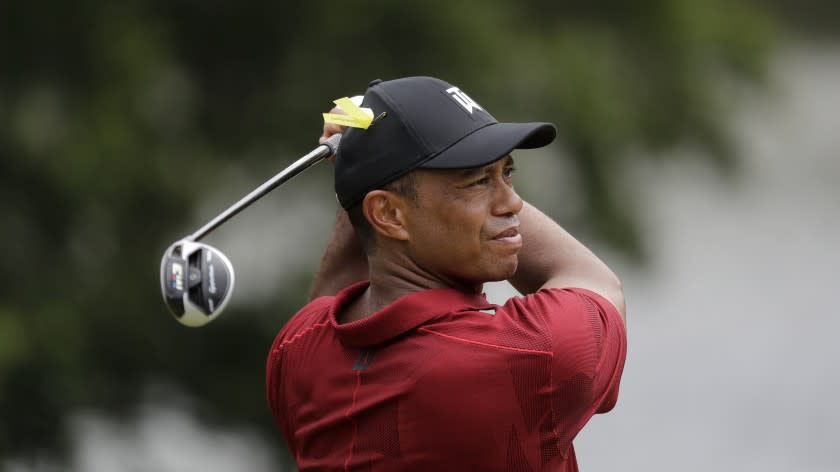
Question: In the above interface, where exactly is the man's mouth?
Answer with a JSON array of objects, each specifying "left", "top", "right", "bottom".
[
  {"left": 492, "top": 227, "right": 522, "bottom": 246},
  {"left": 494, "top": 228, "right": 519, "bottom": 239}
]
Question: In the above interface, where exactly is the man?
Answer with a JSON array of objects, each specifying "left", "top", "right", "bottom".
[{"left": 266, "top": 76, "right": 627, "bottom": 471}]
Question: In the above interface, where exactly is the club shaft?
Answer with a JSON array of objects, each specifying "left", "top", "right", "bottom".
[{"left": 189, "top": 134, "right": 341, "bottom": 242}]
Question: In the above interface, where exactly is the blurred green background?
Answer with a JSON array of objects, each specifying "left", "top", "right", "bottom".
[{"left": 1, "top": 0, "right": 838, "bottom": 470}]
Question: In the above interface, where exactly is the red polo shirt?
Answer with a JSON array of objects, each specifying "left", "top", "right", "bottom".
[{"left": 266, "top": 282, "right": 626, "bottom": 471}]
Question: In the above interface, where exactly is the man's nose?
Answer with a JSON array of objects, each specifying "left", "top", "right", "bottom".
[{"left": 492, "top": 180, "right": 524, "bottom": 216}]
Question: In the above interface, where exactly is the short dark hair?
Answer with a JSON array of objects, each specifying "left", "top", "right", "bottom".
[{"left": 347, "top": 171, "right": 418, "bottom": 253}]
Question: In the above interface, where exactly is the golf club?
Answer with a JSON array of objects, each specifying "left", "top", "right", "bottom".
[{"left": 160, "top": 133, "right": 342, "bottom": 327}]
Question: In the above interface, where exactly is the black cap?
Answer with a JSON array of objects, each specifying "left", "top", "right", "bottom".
[{"left": 335, "top": 76, "right": 556, "bottom": 209}]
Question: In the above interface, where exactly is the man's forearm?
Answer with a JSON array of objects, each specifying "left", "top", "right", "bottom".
[
  {"left": 309, "top": 209, "right": 369, "bottom": 299},
  {"left": 509, "top": 202, "right": 626, "bottom": 320}
]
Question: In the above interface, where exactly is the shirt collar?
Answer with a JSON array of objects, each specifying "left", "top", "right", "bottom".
[{"left": 329, "top": 281, "right": 495, "bottom": 348}]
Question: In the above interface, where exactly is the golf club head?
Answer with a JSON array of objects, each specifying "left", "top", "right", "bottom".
[{"left": 160, "top": 239, "right": 235, "bottom": 327}]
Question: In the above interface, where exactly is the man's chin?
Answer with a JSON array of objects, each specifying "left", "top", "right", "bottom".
[{"left": 486, "top": 261, "right": 519, "bottom": 283}]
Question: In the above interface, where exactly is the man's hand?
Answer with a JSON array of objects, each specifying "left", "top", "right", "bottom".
[
  {"left": 319, "top": 106, "right": 347, "bottom": 144},
  {"left": 319, "top": 106, "right": 347, "bottom": 163}
]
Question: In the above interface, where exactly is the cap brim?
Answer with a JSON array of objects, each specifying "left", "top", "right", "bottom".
[{"left": 419, "top": 122, "right": 556, "bottom": 169}]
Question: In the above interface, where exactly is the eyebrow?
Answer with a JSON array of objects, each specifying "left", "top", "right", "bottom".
[{"left": 457, "top": 155, "right": 515, "bottom": 178}]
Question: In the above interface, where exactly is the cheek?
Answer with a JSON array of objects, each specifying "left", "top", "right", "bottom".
[
  {"left": 436, "top": 208, "right": 483, "bottom": 247},
  {"left": 411, "top": 205, "right": 483, "bottom": 257}
]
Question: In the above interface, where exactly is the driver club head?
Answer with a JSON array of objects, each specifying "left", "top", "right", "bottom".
[{"left": 160, "top": 239, "right": 235, "bottom": 327}]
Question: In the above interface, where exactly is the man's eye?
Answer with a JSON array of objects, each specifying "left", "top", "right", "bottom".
[
  {"left": 503, "top": 167, "right": 516, "bottom": 179},
  {"left": 469, "top": 177, "right": 490, "bottom": 187}
]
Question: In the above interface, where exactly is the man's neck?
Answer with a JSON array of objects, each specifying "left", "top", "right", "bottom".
[{"left": 340, "top": 253, "right": 481, "bottom": 324}]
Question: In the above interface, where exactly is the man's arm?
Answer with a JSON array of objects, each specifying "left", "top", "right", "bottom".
[
  {"left": 308, "top": 113, "right": 369, "bottom": 300},
  {"left": 508, "top": 202, "right": 626, "bottom": 323},
  {"left": 309, "top": 208, "right": 368, "bottom": 299}
]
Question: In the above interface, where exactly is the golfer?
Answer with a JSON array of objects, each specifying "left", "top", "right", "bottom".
[{"left": 266, "top": 76, "right": 627, "bottom": 471}]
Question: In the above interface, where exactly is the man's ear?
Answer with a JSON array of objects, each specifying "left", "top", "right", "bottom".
[{"left": 363, "top": 190, "right": 410, "bottom": 242}]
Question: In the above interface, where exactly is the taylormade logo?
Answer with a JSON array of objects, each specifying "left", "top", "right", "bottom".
[
  {"left": 446, "top": 86, "right": 483, "bottom": 114},
  {"left": 171, "top": 262, "right": 184, "bottom": 291},
  {"left": 206, "top": 250, "right": 217, "bottom": 295},
  {"left": 208, "top": 264, "right": 217, "bottom": 294}
]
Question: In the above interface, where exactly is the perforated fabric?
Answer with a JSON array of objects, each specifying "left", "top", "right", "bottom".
[{"left": 266, "top": 283, "right": 626, "bottom": 471}]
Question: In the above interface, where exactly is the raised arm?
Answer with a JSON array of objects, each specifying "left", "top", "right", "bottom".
[
  {"left": 309, "top": 111, "right": 369, "bottom": 299},
  {"left": 309, "top": 208, "right": 368, "bottom": 299},
  {"left": 508, "top": 202, "right": 626, "bottom": 323}
]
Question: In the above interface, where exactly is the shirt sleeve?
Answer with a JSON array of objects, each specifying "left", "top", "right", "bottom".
[
  {"left": 266, "top": 337, "right": 295, "bottom": 456},
  {"left": 496, "top": 287, "right": 627, "bottom": 459},
  {"left": 265, "top": 296, "right": 334, "bottom": 458},
  {"left": 572, "top": 288, "right": 627, "bottom": 413},
  {"left": 502, "top": 287, "right": 627, "bottom": 414}
]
